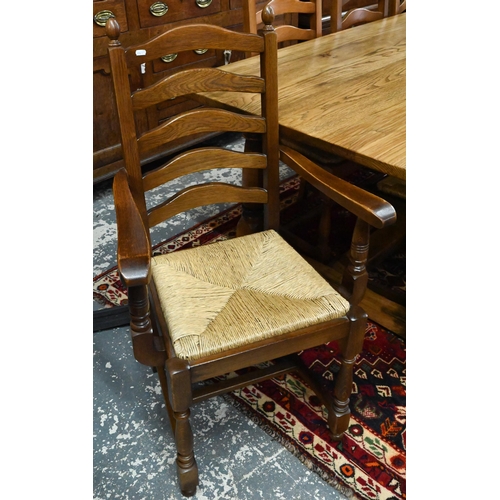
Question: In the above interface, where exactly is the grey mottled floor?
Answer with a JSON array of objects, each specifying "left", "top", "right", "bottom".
[{"left": 93, "top": 133, "right": 348, "bottom": 500}]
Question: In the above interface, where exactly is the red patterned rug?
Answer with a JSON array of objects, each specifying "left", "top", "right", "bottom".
[
  {"left": 227, "top": 323, "right": 406, "bottom": 500},
  {"left": 93, "top": 175, "right": 406, "bottom": 500}
]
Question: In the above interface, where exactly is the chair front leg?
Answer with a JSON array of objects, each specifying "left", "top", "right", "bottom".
[
  {"left": 166, "top": 358, "right": 199, "bottom": 497},
  {"left": 328, "top": 305, "right": 367, "bottom": 439}
]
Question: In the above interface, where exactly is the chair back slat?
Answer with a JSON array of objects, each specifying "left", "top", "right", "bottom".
[
  {"left": 257, "top": 0, "right": 316, "bottom": 19},
  {"left": 148, "top": 184, "right": 268, "bottom": 228},
  {"left": 143, "top": 149, "right": 267, "bottom": 191},
  {"left": 341, "top": 7, "right": 383, "bottom": 29},
  {"left": 132, "top": 69, "right": 265, "bottom": 110},
  {"left": 137, "top": 109, "right": 266, "bottom": 157},
  {"left": 124, "top": 24, "right": 264, "bottom": 66},
  {"left": 106, "top": 14, "right": 280, "bottom": 237},
  {"left": 244, "top": 0, "right": 322, "bottom": 57},
  {"left": 275, "top": 25, "right": 316, "bottom": 43},
  {"left": 331, "top": 0, "right": 388, "bottom": 32}
]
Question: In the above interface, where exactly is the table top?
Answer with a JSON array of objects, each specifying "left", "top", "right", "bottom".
[{"left": 199, "top": 15, "right": 406, "bottom": 180}]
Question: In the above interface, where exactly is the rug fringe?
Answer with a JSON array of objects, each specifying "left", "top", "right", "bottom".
[{"left": 221, "top": 393, "right": 362, "bottom": 500}]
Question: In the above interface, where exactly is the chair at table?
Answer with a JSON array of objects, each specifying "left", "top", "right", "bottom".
[
  {"left": 389, "top": 0, "right": 406, "bottom": 15},
  {"left": 330, "top": 0, "right": 389, "bottom": 32},
  {"left": 243, "top": 0, "right": 322, "bottom": 55},
  {"left": 105, "top": 8, "right": 396, "bottom": 497}
]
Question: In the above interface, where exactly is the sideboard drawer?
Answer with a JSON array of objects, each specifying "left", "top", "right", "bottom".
[
  {"left": 229, "top": 0, "right": 267, "bottom": 11},
  {"left": 152, "top": 48, "right": 216, "bottom": 73},
  {"left": 137, "top": 0, "right": 221, "bottom": 28},
  {"left": 93, "top": 0, "right": 128, "bottom": 38}
]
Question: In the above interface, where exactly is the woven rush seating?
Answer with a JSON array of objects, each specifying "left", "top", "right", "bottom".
[{"left": 152, "top": 230, "right": 350, "bottom": 361}]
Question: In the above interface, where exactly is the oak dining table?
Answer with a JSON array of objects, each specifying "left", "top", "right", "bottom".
[{"left": 197, "top": 14, "right": 406, "bottom": 181}]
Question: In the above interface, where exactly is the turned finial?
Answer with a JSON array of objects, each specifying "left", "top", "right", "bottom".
[
  {"left": 261, "top": 5, "right": 275, "bottom": 27},
  {"left": 106, "top": 17, "right": 121, "bottom": 46}
]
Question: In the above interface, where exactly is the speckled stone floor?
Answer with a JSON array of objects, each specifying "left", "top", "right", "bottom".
[{"left": 93, "top": 133, "right": 348, "bottom": 500}]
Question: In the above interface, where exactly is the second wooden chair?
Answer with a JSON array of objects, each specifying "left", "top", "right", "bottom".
[
  {"left": 389, "top": 0, "right": 406, "bottom": 15},
  {"left": 330, "top": 0, "right": 389, "bottom": 32},
  {"left": 243, "top": 0, "right": 323, "bottom": 53}
]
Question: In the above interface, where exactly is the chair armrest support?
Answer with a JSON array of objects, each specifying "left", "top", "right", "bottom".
[
  {"left": 113, "top": 168, "right": 151, "bottom": 286},
  {"left": 113, "top": 169, "right": 165, "bottom": 367},
  {"left": 280, "top": 145, "right": 397, "bottom": 229}
]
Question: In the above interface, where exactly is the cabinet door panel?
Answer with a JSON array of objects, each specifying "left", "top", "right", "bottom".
[{"left": 93, "top": 61, "right": 120, "bottom": 155}]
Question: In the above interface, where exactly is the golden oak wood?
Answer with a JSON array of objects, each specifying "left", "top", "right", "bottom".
[{"left": 196, "top": 15, "right": 406, "bottom": 180}]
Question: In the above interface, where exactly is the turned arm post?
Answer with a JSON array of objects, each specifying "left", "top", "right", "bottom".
[
  {"left": 127, "top": 285, "right": 166, "bottom": 367},
  {"left": 278, "top": 146, "right": 396, "bottom": 306},
  {"left": 341, "top": 218, "right": 370, "bottom": 306}
]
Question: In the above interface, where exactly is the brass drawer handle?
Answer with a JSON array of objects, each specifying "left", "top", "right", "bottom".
[
  {"left": 94, "top": 10, "right": 115, "bottom": 27},
  {"left": 150, "top": 1, "right": 169, "bottom": 16},
  {"left": 195, "top": 0, "right": 212, "bottom": 8},
  {"left": 161, "top": 53, "right": 178, "bottom": 63},
  {"left": 194, "top": 49, "right": 208, "bottom": 55}
]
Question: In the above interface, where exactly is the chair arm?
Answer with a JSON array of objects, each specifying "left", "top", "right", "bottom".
[
  {"left": 113, "top": 168, "right": 151, "bottom": 286},
  {"left": 280, "top": 145, "right": 397, "bottom": 229}
]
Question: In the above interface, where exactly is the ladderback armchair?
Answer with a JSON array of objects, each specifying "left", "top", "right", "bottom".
[{"left": 105, "top": 8, "right": 396, "bottom": 496}]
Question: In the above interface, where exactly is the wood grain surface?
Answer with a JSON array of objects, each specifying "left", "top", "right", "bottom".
[{"left": 197, "top": 15, "right": 406, "bottom": 179}]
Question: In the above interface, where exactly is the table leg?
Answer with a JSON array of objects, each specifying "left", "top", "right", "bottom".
[{"left": 237, "top": 133, "right": 264, "bottom": 236}]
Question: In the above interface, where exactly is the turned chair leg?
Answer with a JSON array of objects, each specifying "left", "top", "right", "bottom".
[
  {"left": 166, "top": 358, "right": 199, "bottom": 497},
  {"left": 173, "top": 408, "right": 197, "bottom": 496},
  {"left": 329, "top": 306, "right": 367, "bottom": 439}
]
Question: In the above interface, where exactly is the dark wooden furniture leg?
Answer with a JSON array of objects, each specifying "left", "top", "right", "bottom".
[
  {"left": 166, "top": 358, "right": 199, "bottom": 497},
  {"left": 236, "top": 133, "right": 264, "bottom": 236}
]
